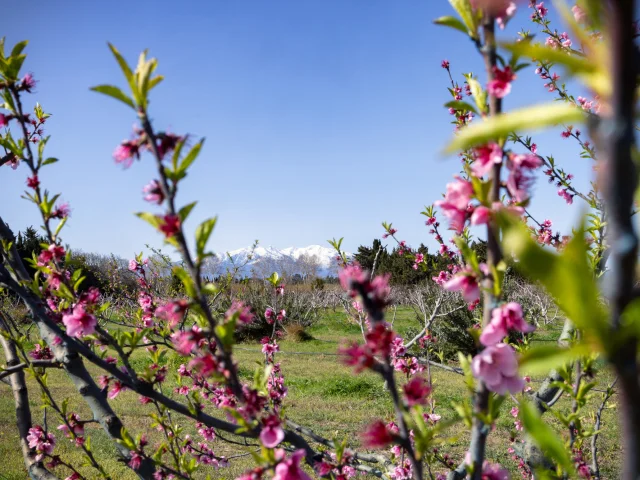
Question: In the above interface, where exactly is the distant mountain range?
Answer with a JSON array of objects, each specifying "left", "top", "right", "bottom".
[{"left": 202, "top": 245, "right": 350, "bottom": 278}]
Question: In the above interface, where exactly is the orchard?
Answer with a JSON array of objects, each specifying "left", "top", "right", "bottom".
[{"left": 0, "top": 1, "right": 639, "bottom": 479}]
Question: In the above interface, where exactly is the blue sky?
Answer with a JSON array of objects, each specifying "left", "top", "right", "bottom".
[{"left": 1, "top": 1, "right": 592, "bottom": 260}]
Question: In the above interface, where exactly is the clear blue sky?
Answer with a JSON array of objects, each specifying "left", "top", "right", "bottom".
[{"left": 1, "top": 1, "right": 591, "bottom": 260}]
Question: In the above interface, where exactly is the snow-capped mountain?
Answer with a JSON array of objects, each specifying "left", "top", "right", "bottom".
[{"left": 202, "top": 245, "right": 349, "bottom": 279}]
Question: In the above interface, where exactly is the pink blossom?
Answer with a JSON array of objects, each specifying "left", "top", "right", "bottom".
[
  {"left": 487, "top": 66, "right": 516, "bottom": 99},
  {"left": 402, "top": 377, "right": 431, "bottom": 406},
  {"left": 143, "top": 179, "right": 165, "bottom": 204},
  {"left": 51, "top": 202, "right": 70, "bottom": 219},
  {"left": 189, "top": 354, "right": 218, "bottom": 377},
  {"left": 0, "top": 113, "right": 7, "bottom": 127},
  {"left": 496, "top": 2, "right": 516, "bottom": 29},
  {"left": 260, "top": 414, "right": 285, "bottom": 448},
  {"left": 558, "top": 188, "right": 574, "bottom": 204},
  {"left": 113, "top": 140, "right": 140, "bottom": 168},
  {"left": 20, "top": 73, "right": 36, "bottom": 92},
  {"left": 156, "top": 299, "right": 189, "bottom": 326},
  {"left": 62, "top": 305, "right": 97, "bottom": 338},
  {"left": 572, "top": 4, "right": 587, "bottom": 23},
  {"left": 226, "top": 300, "right": 254, "bottom": 324},
  {"left": 27, "top": 425, "right": 55, "bottom": 461},
  {"left": 171, "top": 326, "right": 204, "bottom": 355},
  {"left": 26, "top": 175, "right": 40, "bottom": 189},
  {"left": 441, "top": 59, "right": 450, "bottom": 69},
  {"left": 470, "top": 206, "right": 491, "bottom": 226},
  {"left": 472, "top": 144, "right": 503, "bottom": 177},
  {"left": 481, "top": 462, "right": 510, "bottom": 480},
  {"left": 159, "top": 214, "right": 181, "bottom": 237},
  {"left": 435, "top": 176, "right": 474, "bottom": 232},
  {"left": 442, "top": 268, "right": 480, "bottom": 303},
  {"left": 362, "top": 421, "right": 395, "bottom": 448},
  {"left": 339, "top": 342, "right": 374, "bottom": 372},
  {"left": 108, "top": 380, "right": 126, "bottom": 399},
  {"left": 506, "top": 168, "right": 535, "bottom": 203},
  {"left": 472, "top": 343, "right": 524, "bottom": 395},
  {"left": 273, "top": 449, "right": 312, "bottom": 480},
  {"left": 128, "top": 451, "right": 143, "bottom": 470},
  {"left": 128, "top": 259, "right": 139, "bottom": 271},
  {"left": 535, "top": 2, "right": 548, "bottom": 17},
  {"left": 338, "top": 263, "right": 368, "bottom": 296},
  {"left": 480, "top": 302, "right": 535, "bottom": 346}
]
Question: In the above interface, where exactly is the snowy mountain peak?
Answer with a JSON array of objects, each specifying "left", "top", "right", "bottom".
[{"left": 203, "top": 245, "right": 349, "bottom": 278}]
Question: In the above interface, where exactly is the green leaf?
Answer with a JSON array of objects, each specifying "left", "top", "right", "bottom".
[
  {"left": 466, "top": 77, "right": 487, "bottom": 115},
  {"left": 195, "top": 217, "right": 218, "bottom": 258},
  {"left": 501, "top": 216, "right": 608, "bottom": 346},
  {"left": 178, "top": 202, "right": 197, "bottom": 222},
  {"left": 444, "top": 100, "right": 479, "bottom": 115},
  {"left": 90, "top": 85, "right": 136, "bottom": 109},
  {"left": 107, "top": 43, "right": 139, "bottom": 104},
  {"left": 519, "top": 343, "right": 592, "bottom": 375},
  {"left": 135, "top": 212, "right": 163, "bottom": 230},
  {"left": 172, "top": 267, "right": 197, "bottom": 298},
  {"left": 10, "top": 40, "right": 28, "bottom": 57},
  {"left": 445, "top": 103, "right": 584, "bottom": 153},
  {"left": 433, "top": 15, "right": 469, "bottom": 35},
  {"left": 42, "top": 157, "right": 58, "bottom": 166},
  {"left": 215, "top": 318, "right": 237, "bottom": 349},
  {"left": 178, "top": 139, "right": 205, "bottom": 174},
  {"left": 448, "top": 0, "right": 477, "bottom": 38},
  {"left": 501, "top": 41, "right": 594, "bottom": 74},
  {"left": 519, "top": 401, "right": 575, "bottom": 474}
]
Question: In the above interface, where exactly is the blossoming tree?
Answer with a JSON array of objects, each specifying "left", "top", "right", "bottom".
[{"left": 0, "top": 0, "right": 639, "bottom": 479}]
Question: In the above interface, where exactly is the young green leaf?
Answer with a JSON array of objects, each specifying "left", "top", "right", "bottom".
[
  {"left": 444, "top": 103, "right": 584, "bottom": 153},
  {"left": 90, "top": 85, "right": 136, "bottom": 110}
]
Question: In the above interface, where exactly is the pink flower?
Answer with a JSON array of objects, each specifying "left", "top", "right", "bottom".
[
  {"left": 471, "top": 343, "right": 524, "bottom": 395},
  {"left": 338, "top": 263, "right": 369, "bottom": 296},
  {"left": 472, "top": 144, "right": 503, "bottom": 178},
  {"left": 108, "top": 380, "right": 125, "bottom": 399},
  {"left": 226, "top": 300, "right": 254, "bottom": 324},
  {"left": 435, "top": 176, "right": 474, "bottom": 232},
  {"left": 128, "top": 451, "right": 143, "bottom": 470},
  {"left": 487, "top": 66, "right": 516, "bottom": 99},
  {"left": 496, "top": 1, "right": 517, "bottom": 29},
  {"left": 276, "top": 284, "right": 285, "bottom": 295},
  {"left": 339, "top": 342, "right": 374, "bottom": 373},
  {"left": 113, "top": 141, "right": 139, "bottom": 168},
  {"left": 159, "top": 214, "right": 181, "bottom": 237},
  {"left": 535, "top": 2, "right": 548, "bottom": 17},
  {"left": 402, "top": 377, "right": 431, "bottom": 406},
  {"left": 62, "top": 305, "right": 97, "bottom": 338},
  {"left": 26, "top": 175, "right": 40, "bottom": 189},
  {"left": 481, "top": 462, "right": 510, "bottom": 480},
  {"left": 273, "top": 449, "right": 312, "bottom": 480},
  {"left": 128, "top": 259, "right": 139, "bottom": 271},
  {"left": 509, "top": 153, "right": 542, "bottom": 171},
  {"left": 361, "top": 421, "right": 395, "bottom": 448},
  {"left": 572, "top": 5, "right": 587, "bottom": 23},
  {"left": 171, "top": 326, "right": 204, "bottom": 355},
  {"left": 470, "top": 206, "right": 491, "bottom": 226},
  {"left": 506, "top": 168, "right": 535, "bottom": 203},
  {"left": 156, "top": 300, "right": 189, "bottom": 326},
  {"left": 20, "top": 73, "right": 36, "bottom": 92},
  {"left": 27, "top": 425, "right": 55, "bottom": 461},
  {"left": 143, "top": 179, "right": 165, "bottom": 204},
  {"left": 480, "top": 302, "right": 535, "bottom": 346},
  {"left": 442, "top": 268, "right": 480, "bottom": 303},
  {"left": 260, "top": 414, "right": 285, "bottom": 448},
  {"left": 51, "top": 202, "right": 70, "bottom": 219},
  {"left": 441, "top": 59, "right": 450, "bottom": 69},
  {"left": 189, "top": 354, "right": 218, "bottom": 377},
  {"left": 558, "top": 188, "right": 573, "bottom": 204},
  {"left": 0, "top": 113, "right": 7, "bottom": 127}
]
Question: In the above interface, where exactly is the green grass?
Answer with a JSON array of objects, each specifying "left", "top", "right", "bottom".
[{"left": 0, "top": 308, "right": 622, "bottom": 479}]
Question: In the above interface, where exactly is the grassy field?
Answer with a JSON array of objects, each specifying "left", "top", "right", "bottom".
[{"left": 0, "top": 308, "right": 621, "bottom": 479}]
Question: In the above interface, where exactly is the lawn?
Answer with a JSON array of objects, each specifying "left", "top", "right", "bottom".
[{"left": 0, "top": 308, "right": 621, "bottom": 479}]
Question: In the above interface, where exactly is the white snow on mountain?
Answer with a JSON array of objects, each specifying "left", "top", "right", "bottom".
[{"left": 202, "top": 245, "right": 349, "bottom": 278}]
